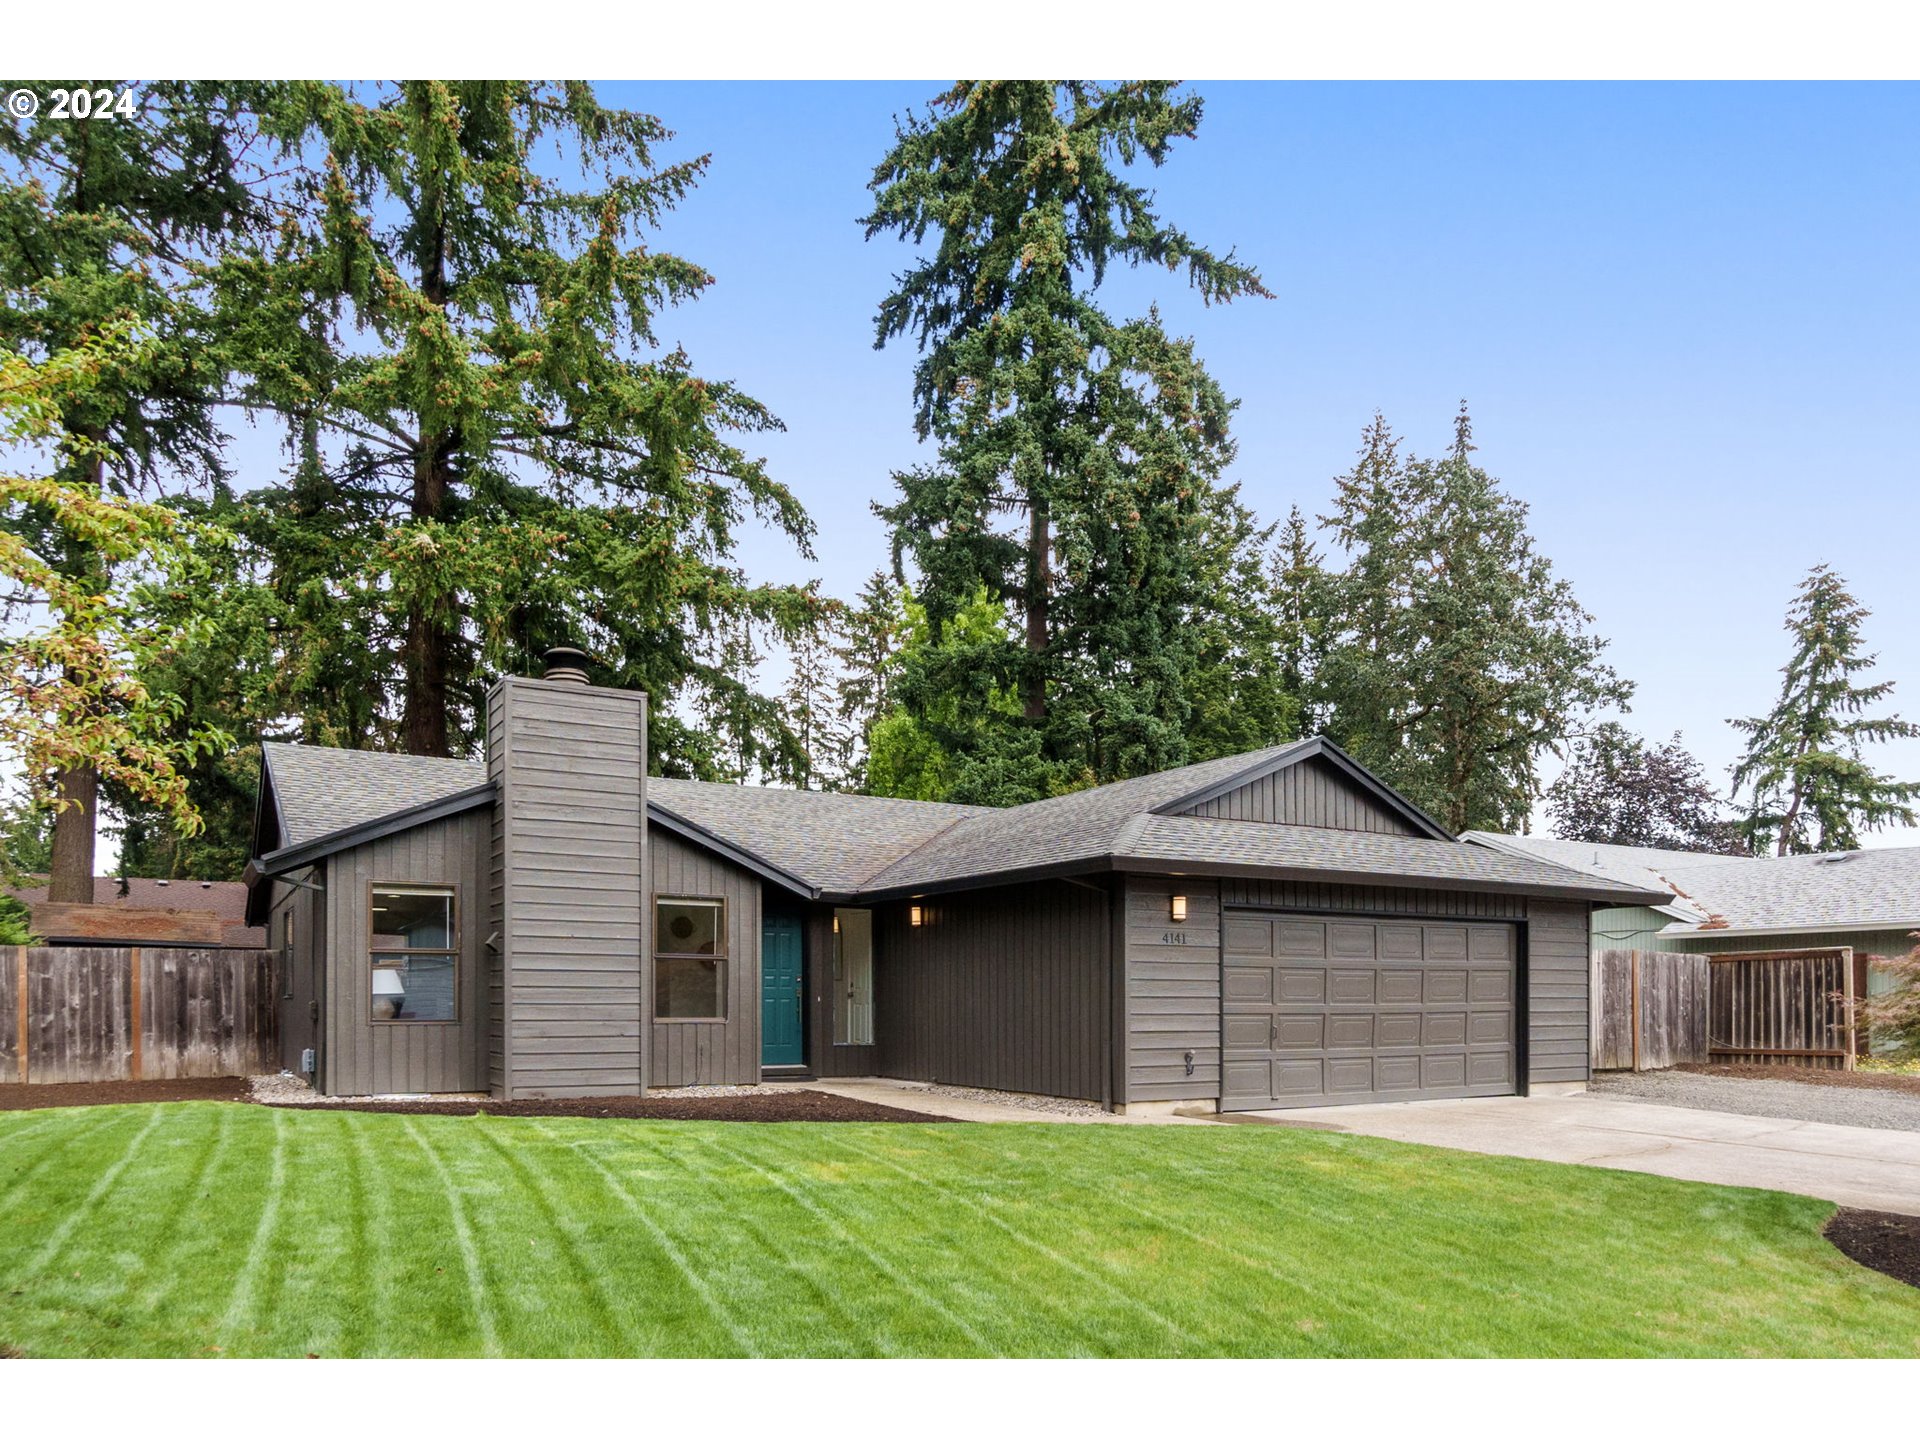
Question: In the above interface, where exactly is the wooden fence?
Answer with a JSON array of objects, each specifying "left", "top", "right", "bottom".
[
  {"left": 0, "top": 946, "right": 278, "bottom": 1085},
  {"left": 1708, "top": 947, "right": 1856, "bottom": 1069},
  {"left": 1593, "top": 949, "right": 1709, "bottom": 1071},
  {"left": 1594, "top": 945, "right": 1861, "bottom": 1072}
]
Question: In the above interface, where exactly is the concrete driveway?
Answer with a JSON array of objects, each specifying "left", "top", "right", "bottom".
[{"left": 1239, "top": 1094, "right": 1920, "bottom": 1215}]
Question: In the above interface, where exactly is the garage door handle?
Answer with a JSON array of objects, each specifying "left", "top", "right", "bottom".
[{"left": 1270, "top": 1016, "right": 1277, "bottom": 1048}]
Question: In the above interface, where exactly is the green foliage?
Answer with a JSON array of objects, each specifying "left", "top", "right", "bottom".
[
  {"left": 0, "top": 894, "right": 34, "bottom": 945},
  {"left": 1547, "top": 723, "right": 1745, "bottom": 854},
  {"left": 1730, "top": 564, "right": 1920, "bottom": 856},
  {"left": 866, "top": 82, "right": 1281, "bottom": 803},
  {"left": 1313, "top": 409, "right": 1631, "bottom": 833},
  {"left": 1858, "top": 940, "right": 1920, "bottom": 1062},
  {"left": 202, "top": 81, "right": 818, "bottom": 777}
]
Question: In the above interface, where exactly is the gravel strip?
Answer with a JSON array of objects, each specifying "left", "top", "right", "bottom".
[
  {"left": 911, "top": 1082, "right": 1107, "bottom": 1117},
  {"left": 1591, "top": 1069, "right": 1920, "bottom": 1133}
]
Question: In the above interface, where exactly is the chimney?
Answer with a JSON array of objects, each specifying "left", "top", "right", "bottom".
[{"left": 540, "top": 646, "right": 591, "bottom": 684}]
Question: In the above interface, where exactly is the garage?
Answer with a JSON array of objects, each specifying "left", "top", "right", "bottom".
[{"left": 1221, "top": 912, "right": 1517, "bottom": 1110}]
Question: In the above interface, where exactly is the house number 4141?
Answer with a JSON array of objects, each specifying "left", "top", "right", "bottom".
[{"left": 1160, "top": 930, "right": 1189, "bottom": 945}]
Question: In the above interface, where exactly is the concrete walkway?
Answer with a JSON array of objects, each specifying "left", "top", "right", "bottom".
[
  {"left": 1240, "top": 1094, "right": 1920, "bottom": 1215},
  {"left": 805, "top": 1077, "right": 1216, "bottom": 1125}
]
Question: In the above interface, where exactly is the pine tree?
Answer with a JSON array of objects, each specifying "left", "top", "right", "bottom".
[
  {"left": 212, "top": 81, "right": 817, "bottom": 773},
  {"left": 1730, "top": 564, "right": 1920, "bottom": 855},
  {"left": 829, "top": 570, "right": 905, "bottom": 792},
  {"left": 1317, "top": 407, "right": 1631, "bottom": 832},
  {"left": 0, "top": 81, "right": 264, "bottom": 898},
  {"left": 865, "top": 81, "right": 1272, "bottom": 802}
]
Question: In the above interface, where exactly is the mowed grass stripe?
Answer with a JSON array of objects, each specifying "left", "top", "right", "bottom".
[{"left": 3, "top": 1106, "right": 1919, "bottom": 1358}]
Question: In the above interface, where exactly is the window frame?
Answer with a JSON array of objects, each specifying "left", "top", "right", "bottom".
[
  {"left": 368, "top": 880, "right": 461, "bottom": 1026},
  {"left": 654, "top": 895, "right": 728, "bottom": 1023}
]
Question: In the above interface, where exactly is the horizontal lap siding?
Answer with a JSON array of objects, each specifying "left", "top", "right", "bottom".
[
  {"left": 649, "top": 830, "right": 760, "bottom": 1087},
  {"left": 322, "top": 811, "right": 489, "bottom": 1096},
  {"left": 1526, "top": 898, "right": 1591, "bottom": 1085},
  {"left": 1123, "top": 878, "right": 1221, "bottom": 1103},
  {"left": 496, "top": 678, "right": 648, "bottom": 1098},
  {"left": 874, "top": 880, "right": 1108, "bottom": 1103}
]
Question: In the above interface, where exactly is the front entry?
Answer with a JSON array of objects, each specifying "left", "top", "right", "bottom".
[{"left": 760, "top": 913, "right": 805, "bottom": 1067}]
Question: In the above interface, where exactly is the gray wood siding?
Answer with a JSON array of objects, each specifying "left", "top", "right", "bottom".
[
  {"left": 649, "top": 828, "right": 762, "bottom": 1087},
  {"left": 1183, "top": 756, "right": 1421, "bottom": 834},
  {"left": 1122, "top": 877, "right": 1222, "bottom": 1103},
  {"left": 493, "top": 677, "right": 648, "bottom": 1098},
  {"left": 874, "top": 880, "right": 1110, "bottom": 1103},
  {"left": 1221, "top": 878, "right": 1527, "bottom": 919},
  {"left": 486, "top": 683, "right": 507, "bottom": 1094},
  {"left": 807, "top": 903, "right": 877, "bottom": 1078},
  {"left": 319, "top": 810, "right": 489, "bottom": 1096},
  {"left": 1525, "top": 898, "right": 1591, "bottom": 1086}
]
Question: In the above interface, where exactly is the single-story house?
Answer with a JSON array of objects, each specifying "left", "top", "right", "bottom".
[
  {"left": 243, "top": 654, "right": 1666, "bottom": 1110},
  {"left": 8, "top": 875, "right": 265, "bottom": 948}
]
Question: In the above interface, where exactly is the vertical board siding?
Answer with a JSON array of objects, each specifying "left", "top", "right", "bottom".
[
  {"left": 1182, "top": 757, "right": 1420, "bottom": 834},
  {"left": 1526, "top": 898, "right": 1591, "bottom": 1085},
  {"left": 1123, "top": 877, "right": 1221, "bottom": 1103},
  {"left": 0, "top": 946, "right": 276, "bottom": 1083},
  {"left": 494, "top": 677, "right": 648, "bottom": 1099},
  {"left": 649, "top": 830, "right": 762, "bottom": 1087},
  {"left": 1220, "top": 878, "right": 1526, "bottom": 919},
  {"left": 873, "top": 879, "right": 1109, "bottom": 1103},
  {"left": 321, "top": 810, "right": 489, "bottom": 1096}
]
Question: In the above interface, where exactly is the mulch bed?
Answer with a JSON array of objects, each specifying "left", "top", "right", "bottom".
[
  {"left": 261, "top": 1089, "right": 955, "bottom": 1123},
  {"left": 1825, "top": 1208, "right": 1920, "bottom": 1289},
  {"left": 0, "top": 1076, "right": 250, "bottom": 1111},
  {"left": 1674, "top": 1062, "right": 1920, "bottom": 1097}
]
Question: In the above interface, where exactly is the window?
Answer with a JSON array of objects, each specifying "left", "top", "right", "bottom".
[
  {"left": 833, "top": 908, "right": 874, "bottom": 1046},
  {"left": 370, "top": 885, "right": 457, "bottom": 1022},
  {"left": 656, "top": 898, "right": 726, "bottom": 1019}
]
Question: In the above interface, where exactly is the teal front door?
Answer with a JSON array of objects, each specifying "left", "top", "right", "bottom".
[{"left": 761, "top": 914, "right": 805, "bottom": 1067}]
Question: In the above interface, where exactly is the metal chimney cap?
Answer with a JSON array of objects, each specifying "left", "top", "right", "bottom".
[{"left": 540, "top": 646, "right": 592, "bottom": 684}]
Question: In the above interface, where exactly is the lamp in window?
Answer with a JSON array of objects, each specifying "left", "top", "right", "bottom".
[
  {"left": 1170, "top": 894, "right": 1188, "bottom": 924},
  {"left": 909, "top": 904, "right": 924, "bottom": 927},
  {"left": 371, "top": 968, "right": 406, "bottom": 1021}
]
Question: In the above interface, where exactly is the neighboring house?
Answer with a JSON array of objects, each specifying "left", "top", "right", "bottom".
[
  {"left": 1461, "top": 832, "right": 1918, "bottom": 998},
  {"left": 8, "top": 875, "right": 265, "bottom": 948},
  {"left": 243, "top": 654, "right": 1664, "bottom": 1110}
]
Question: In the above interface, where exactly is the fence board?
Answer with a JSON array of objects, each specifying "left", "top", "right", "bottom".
[
  {"left": 1594, "top": 950, "right": 1711, "bottom": 1070},
  {"left": 1707, "top": 947, "right": 1853, "bottom": 1069},
  {"left": 0, "top": 946, "right": 276, "bottom": 1085}
]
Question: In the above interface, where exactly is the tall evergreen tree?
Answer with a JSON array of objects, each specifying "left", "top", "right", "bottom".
[
  {"left": 865, "top": 81, "right": 1273, "bottom": 803},
  {"left": 1730, "top": 564, "right": 1919, "bottom": 855},
  {"left": 1316, "top": 407, "right": 1630, "bottom": 832},
  {"left": 0, "top": 81, "right": 264, "bottom": 897},
  {"left": 211, "top": 81, "right": 816, "bottom": 772},
  {"left": 829, "top": 570, "right": 906, "bottom": 792}
]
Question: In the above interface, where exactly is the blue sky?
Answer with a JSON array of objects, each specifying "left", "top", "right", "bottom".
[{"left": 567, "top": 81, "right": 1916, "bottom": 842}]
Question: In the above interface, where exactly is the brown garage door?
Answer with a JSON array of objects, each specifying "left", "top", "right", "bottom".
[{"left": 1221, "top": 913, "right": 1516, "bottom": 1111}]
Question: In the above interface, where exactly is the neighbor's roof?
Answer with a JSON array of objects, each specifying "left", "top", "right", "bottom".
[
  {"left": 7, "top": 876, "right": 264, "bottom": 946},
  {"left": 1462, "top": 832, "right": 1920, "bottom": 937},
  {"left": 252, "top": 737, "right": 1667, "bottom": 906}
]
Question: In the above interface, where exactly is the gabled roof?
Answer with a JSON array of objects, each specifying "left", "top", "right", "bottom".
[
  {"left": 249, "top": 736, "right": 1668, "bottom": 908},
  {"left": 1461, "top": 831, "right": 1920, "bottom": 937}
]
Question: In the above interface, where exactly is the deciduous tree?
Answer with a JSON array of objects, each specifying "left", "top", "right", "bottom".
[{"left": 1546, "top": 722, "right": 1744, "bottom": 853}]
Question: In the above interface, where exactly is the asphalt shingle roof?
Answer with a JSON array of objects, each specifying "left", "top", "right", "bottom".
[
  {"left": 262, "top": 743, "right": 486, "bottom": 848},
  {"left": 1462, "top": 832, "right": 1920, "bottom": 933}
]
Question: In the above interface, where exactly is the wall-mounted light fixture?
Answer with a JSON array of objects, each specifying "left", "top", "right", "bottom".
[
  {"left": 832, "top": 913, "right": 840, "bottom": 934},
  {"left": 909, "top": 904, "right": 924, "bottom": 927},
  {"left": 1169, "top": 894, "right": 1188, "bottom": 924}
]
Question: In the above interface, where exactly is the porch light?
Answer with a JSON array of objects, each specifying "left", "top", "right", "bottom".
[
  {"left": 1170, "top": 894, "right": 1188, "bottom": 923},
  {"left": 833, "top": 914, "right": 840, "bottom": 934},
  {"left": 909, "top": 904, "right": 924, "bottom": 927}
]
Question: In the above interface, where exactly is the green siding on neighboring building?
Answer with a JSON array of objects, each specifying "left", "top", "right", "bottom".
[{"left": 1588, "top": 905, "right": 1680, "bottom": 953}]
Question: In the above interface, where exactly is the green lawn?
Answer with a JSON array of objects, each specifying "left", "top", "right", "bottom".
[{"left": 1, "top": 1102, "right": 1915, "bottom": 1357}]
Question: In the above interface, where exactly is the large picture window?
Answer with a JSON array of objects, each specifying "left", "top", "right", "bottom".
[
  {"left": 833, "top": 908, "right": 874, "bottom": 1045},
  {"left": 370, "top": 885, "right": 457, "bottom": 1022},
  {"left": 656, "top": 898, "right": 726, "bottom": 1019}
]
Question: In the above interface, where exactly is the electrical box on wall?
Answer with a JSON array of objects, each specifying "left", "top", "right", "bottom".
[{"left": 301, "top": 1048, "right": 315, "bottom": 1075}]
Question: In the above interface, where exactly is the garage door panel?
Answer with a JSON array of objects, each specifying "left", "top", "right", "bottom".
[
  {"left": 1376, "top": 1013, "right": 1422, "bottom": 1047},
  {"left": 1223, "top": 966, "right": 1274, "bottom": 1002},
  {"left": 1329, "top": 970, "right": 1376, "bottom": 1004},
  {"left": 1219, "top": 911, "right": 1517, "bottom": 1111},
  {"left": 1326, "top": 1014, "right": 1376, "bottom": 1049}
]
